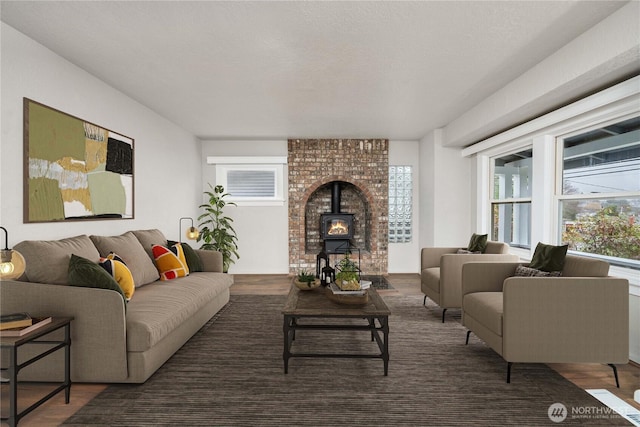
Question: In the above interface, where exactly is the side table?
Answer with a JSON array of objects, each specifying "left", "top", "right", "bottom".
[{"left": 1, "top": 317, "right": 73, "bottom": 427}]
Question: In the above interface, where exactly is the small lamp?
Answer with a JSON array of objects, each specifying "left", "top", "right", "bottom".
[
  {"left": 0, "top": 226, "right": 26, "bottom": 280},
  {"left": 179, "top": 217, "right": 200, "bottom": 243}
]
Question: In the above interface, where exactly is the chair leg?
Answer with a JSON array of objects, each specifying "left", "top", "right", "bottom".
[
  {"left": 506, "top": 362, "right": 512, "bottom": 383},
  {"left": 608, "top": 364, "right": 620, "bottom": 388},
  {"left": 441, "top": 308, "right": 447, "bottom": 323},
  {"left": 465, "top": 330, "right": 471, "bottom": 345}
]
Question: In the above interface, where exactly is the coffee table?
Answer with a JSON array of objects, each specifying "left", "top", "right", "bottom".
[{"left": 282, "top": 285, "right": 391, "bottom": 375}]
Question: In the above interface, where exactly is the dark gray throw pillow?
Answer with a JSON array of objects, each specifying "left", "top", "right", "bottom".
[
  {"left": 528, "top": 242, "right": 568, "bottom": 272},
  {"left": 514, "top": 265, "right": 562, "bottom": 277},
  {"left": 467, "top": 233, "right": 488, "bottom": 253}
]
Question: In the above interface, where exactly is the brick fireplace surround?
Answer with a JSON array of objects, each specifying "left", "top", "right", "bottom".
[{"left": 288, "top": 139, "right": 389, "bottom": 275}]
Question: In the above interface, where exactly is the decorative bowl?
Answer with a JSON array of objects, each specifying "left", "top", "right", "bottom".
[{"left": 294, "top": 278, "right": 321, "bottom": 291}]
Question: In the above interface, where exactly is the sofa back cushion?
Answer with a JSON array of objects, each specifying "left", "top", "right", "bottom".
[
  {"left": 90, "top": 232, "right": 160, "bottom": 287},
  {"left": 131, "top": 229, "right": 168, "bottom": 260},
  {"left": 562, "top": 255, "right": 609, "bottom": 277},
  {"left": 14, "top": 235, "right": 100, "bottom": 285}
]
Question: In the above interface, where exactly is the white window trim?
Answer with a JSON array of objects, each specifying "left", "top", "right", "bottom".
[
  {"left": 207, "top": 156, "right": 286, "bottom": 206},
  {"left": 468, "top": 76, "right": 640, "bottom": 291}
]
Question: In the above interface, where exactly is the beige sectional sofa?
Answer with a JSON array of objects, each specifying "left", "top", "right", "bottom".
[
  {"left": 461, "top": 255, "right": 629, "bottom": 385},
  {"left": 0, "top": 229, "right": 233, "bottom": 383}
]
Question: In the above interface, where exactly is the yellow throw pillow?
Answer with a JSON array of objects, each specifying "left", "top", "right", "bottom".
[
  {"left": 152, "top": 243, "right": 189, "bottom": 281},
  {"left": 99, "top": 253, "right": 135, "bottom": 300}
]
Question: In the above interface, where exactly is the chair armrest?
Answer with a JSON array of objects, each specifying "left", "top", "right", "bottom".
[
  {"left": 421, "top": 247, "right": 459, "bottom": 269},
  {"left": 461, "top": 261, "right": 521, "bottom": 296},
  {"left": 502, "top": 277, "right": 629, "bottom": 363},
  {"left": 195, "top": 249, "right": 224, "bottom": 272}
]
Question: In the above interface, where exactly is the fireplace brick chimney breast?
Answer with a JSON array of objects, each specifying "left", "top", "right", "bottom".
[{"left": 288, "top": 139, "right": 388, "bottom": 275}]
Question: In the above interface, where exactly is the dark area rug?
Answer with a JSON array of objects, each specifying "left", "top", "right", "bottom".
[{"left": 63, "top": 294, "right": 629, "bottom": 426}]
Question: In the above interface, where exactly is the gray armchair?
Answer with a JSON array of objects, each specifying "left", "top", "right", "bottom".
[
  {"left": 461, "top": 255, "right": 629, "bottom": 385},
  {"left": 421, "top": 241, "right": 517, "bottom": 322}
]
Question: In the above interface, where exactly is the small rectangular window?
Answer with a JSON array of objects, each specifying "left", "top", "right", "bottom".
[
  {"left": 207, "top": 157, "right": 286, "bottom": 206},
  {"left": 227, "top": 170, "right": 275, "bottom": 197}
]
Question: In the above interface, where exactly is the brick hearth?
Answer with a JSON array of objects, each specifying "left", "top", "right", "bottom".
[{"left": 288, "top": 139, "right": 389, "bottom": 275}]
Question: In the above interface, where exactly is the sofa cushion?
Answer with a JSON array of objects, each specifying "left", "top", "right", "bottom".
[
  {"left": 99, "top": 253, "right": 135, "bottom": 300},
  {"left": 463, "top": 292, "right": 503, "bottom": 336},
  {"left": 68, "top": 254, "right": 126, "bottom": 302},
  {"left": 528, "top": 242, "right": 568, "bottom": 272},
  {"left": 131, "top": 229, "right": 168, "bottom": 260},
  {"left": 125, "top": 272, "right": 233, "bottom": 352},
  {"left": 14, "top": 235, "right": 100, "bottom": 285},
  {"left": 514, "top": 265, "right": 562, "bottom": 277},
  {"left": 152, "top": 243, "right": 189, "bottom": 280},
  {"left": 90, "top": 232, "right": 160, "bottom": 287},
  {"left": 467, "top": 233, "right": 488, "bottom": 253}
]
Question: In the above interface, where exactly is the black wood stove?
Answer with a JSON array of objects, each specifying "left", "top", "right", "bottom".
[{"left": 320, "top": 182, "right": 354, "bottom": 254}]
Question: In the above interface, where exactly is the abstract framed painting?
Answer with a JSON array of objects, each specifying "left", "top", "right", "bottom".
[{"left": 23, "top": 98, "right": 134, "bottom": 222}]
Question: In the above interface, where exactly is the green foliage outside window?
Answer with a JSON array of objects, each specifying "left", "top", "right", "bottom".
[{"left": 563, "top": 205, "right": 640, "bottom": 261}]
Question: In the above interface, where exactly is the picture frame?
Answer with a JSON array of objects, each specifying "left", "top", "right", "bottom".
[{"left": 23, "top": 98, "right": 134, "bottom": 223}]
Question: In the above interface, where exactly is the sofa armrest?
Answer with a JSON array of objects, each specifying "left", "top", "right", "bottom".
[
  {"left": 421, "top": 247, "right": 459, "bottom": 270},
  {"left": 195, "top": 249, "right": 224, "bottom": 272},
  {"left": 462, "top": 261, "right": 521, "bottom": 295},
  {"left": 502, "top": 277, "right": 629, "bottom": 364},
  {"left": 0, "top": 280, "right": 128, "bottom": 382}
]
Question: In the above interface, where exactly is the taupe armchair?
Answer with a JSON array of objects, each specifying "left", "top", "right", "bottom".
[
  {"left": 421, "top": 241, "right": 517, "bottom": 322},
  {"left": 461, "top": 255, "right": 629, "bottom": 385}
]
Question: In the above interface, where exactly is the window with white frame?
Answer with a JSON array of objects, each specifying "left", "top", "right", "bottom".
[
  {"left": 490, "top": 149, "right": 532, "bottom": 249},
  {"left": 207, "top": 156, "right": 286, "bottom": 206},
  {"left": 557, "top": 115, "right": 640, "bottom": 267},
  {"left": 389, "top": 165, "right": 412, "bottom": 243}
]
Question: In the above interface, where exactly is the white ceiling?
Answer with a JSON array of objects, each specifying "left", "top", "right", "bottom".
[{"left": 0, "top": 1, "right": 629, "bottom": 143}]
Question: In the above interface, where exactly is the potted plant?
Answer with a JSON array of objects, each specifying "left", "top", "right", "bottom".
[
  {"left": 334, "top": 251, "right": 360, "bottom": 290},
  {"left": 197, "top": 184, "right": 239, "bottom": 273},
  {"left": 294, "top": 269, "right": 320, "bottom": 290}
]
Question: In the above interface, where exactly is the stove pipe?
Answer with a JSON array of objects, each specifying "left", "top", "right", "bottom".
[{"left": 331, "top": 182, "right": 341, "bottom": 213}]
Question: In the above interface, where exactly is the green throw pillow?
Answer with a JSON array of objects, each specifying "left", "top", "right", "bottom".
[
  {"left": 467, "top": 233, "right": 488, "bottom": 253},
  {"left": 167, "top": 240, "right": 203, "bottom": 272},
  {"left": 528, "top": 242, "right": 569, "bottom": 272},
  {"left": 68, "top": 254, "right": 126, "bottom": 302}
]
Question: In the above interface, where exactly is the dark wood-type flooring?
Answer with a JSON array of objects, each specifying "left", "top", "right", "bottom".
[{"left": 2, "top": 274, "right": 638, "bottom": 426}]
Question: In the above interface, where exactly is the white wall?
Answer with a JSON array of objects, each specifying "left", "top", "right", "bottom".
[
  {"left": 1, "top": 23, "right": 203, "bottom": 243},
  {"left": 419, "top": 129, "right": 472, "bottom": 249},
  {"left": 200, "top": 140, "right": 289, "bottom": 274},
  {"left": 631, "top": 295, "right": 640, "bottom": 364},
  {"left": 388, "top": 140, "right": 420, "bottom": 273}
]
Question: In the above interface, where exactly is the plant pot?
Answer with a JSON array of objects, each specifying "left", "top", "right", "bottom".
[{"left": 294, "top": 278, "right": 321, "bottom": 290}]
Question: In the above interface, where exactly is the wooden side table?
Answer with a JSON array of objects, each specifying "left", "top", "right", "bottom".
[{"left": 1, "top": 317, "right": 73, "bottom": 426}]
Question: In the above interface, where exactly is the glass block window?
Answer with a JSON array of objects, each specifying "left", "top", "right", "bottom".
[{"left": 389, "top": 166, "right": 413, "bottom": 243}]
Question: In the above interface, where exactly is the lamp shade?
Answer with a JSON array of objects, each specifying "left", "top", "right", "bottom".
[
  {"left": 186, "top": 226, "right": 200, "bottom": 240},
  {"left": 0, "top": 249, "right": 26, "bottom": 280},
  {"left": 179, "top": 217, "right": 199, "bottom": 242}
]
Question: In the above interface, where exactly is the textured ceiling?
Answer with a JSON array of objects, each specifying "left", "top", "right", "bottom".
[{"left": 0, "top": 1, "right": 628, "bottom": 143}]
